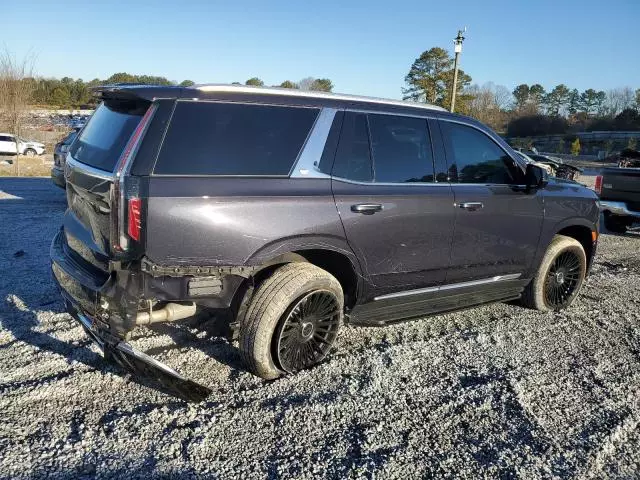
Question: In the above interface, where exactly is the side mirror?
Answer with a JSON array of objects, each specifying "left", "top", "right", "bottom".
[{"left": 525, "top": 163, "right": 549, "bottom": 190}]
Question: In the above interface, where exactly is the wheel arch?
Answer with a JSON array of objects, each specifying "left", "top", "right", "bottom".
[
  {"left": 555, "top": 222, "right": 596, "bottom": 273},
  {"left": 236, "top": 246, "right": 362, "bottom": 311}
]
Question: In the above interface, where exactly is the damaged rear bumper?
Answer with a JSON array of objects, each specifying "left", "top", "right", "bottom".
[{"left": 50, "top": 229, "right": 212, "bottom": 402}]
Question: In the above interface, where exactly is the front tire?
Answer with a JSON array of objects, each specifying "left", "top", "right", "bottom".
[
  {"left": 521, "top": 235, "right": 587, "bottom": 312},
  {"left": 239, "top": 263, "right": 343, "bottom": 379},
  {"left": 24, "top": 148, "right": 36, "bottom": 157}
]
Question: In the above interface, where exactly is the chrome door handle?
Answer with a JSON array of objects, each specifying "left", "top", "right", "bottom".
[
  {"left": 458, "top": 202, "right": 484, "bottom": 211},
  {"left": 351, "top": 203, "right": 383, "bottom": 214}
]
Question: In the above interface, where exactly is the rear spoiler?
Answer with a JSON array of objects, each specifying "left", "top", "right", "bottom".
[{"left": 92, "top": 84, "right": 188, "bottom": 102}]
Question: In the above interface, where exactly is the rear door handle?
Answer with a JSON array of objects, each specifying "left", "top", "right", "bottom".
[
  {"left": 458, "top": 202, "right": 484, "bottom": 211},
  {"left": 351, "top": 203, "right": 383, "bottom": 214}
]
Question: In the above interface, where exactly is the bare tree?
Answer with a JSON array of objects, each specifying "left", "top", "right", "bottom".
[
  {"left": 0, "top": 48, "right": 35, "bottom": 175},
  {"left": 602, "top": 87, "right": 635, "bottom": 117},
  {"left": 465, "top": 82, "right": 510, "bottom": 131},
  {"left": 297, "top": 77, "right": 315, "bottom": 91}
]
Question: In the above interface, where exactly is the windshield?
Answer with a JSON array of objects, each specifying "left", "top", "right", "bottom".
[{"left": 69, "top": 99, "right": 148, "bottom": 172}]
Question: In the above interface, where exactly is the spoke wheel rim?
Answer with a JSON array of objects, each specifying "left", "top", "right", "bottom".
[
  {"left": 543, "top": 250, "right": 583, "bottom": 309},
  {"left": 274, "top": 290, "right": 341, "bottom": 373}
]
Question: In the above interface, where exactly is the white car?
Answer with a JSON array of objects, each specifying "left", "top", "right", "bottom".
[{"left": 0, "top": 133, "right": 46, "bottom": 156}]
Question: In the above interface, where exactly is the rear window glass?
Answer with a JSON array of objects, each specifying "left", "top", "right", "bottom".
[
  {"left": 70, "top": 100, "right": 147, "bottom": 172},
  {"left": 154, "top": 101, "right": 319, "bottom": 176}
]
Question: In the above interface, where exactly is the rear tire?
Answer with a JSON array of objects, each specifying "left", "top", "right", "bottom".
[
  {"left": 520, "top": 235, "right": 586, "bottom": 312},
  {"left": 239, "top": 263, "right": 343, "bottom": 379},
  {"left": 603, "top": 213, "right": 629, "bottom": 234}
]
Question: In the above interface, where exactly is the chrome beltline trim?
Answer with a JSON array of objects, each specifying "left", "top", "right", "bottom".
[{"left": 374, "top": 273, "right": 522, "bottom": 301}]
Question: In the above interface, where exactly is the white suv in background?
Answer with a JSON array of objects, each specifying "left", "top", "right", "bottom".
[{"left": 0, "top": 133, "right": 46, "bottom": 157}]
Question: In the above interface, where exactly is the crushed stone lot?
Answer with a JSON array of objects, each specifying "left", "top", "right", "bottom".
[{"left": 1, "top": 177, "right": 639, "bottom": 479}]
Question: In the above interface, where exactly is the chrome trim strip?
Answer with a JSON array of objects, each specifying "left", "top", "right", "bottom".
[
  {"left": 332, "top": 176, "right": 451, "bottom": 187},
  {"left": 290, "top": 108, "right": 337, "bottom": 179},
  {"left": 599, "top": 200, "right": 640, "bottom": 217},
  {"left": 374, "top": 273, "right": 522, "bottom": 301},
  {"left": 331, "top": 176, "right": 526, "bottom": 188},
  {"left": 344, "top": 107, "right": 438, "bottom": 120},
  {"left": 65, "top": 155, "right": 115, "bottom": 181},
  {"left": 194, "top": 84, "right": 446, "bottom": 112}
]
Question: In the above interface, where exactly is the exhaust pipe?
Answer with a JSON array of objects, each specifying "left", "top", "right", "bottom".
[{"left": 136, "top": 302, "right": 196, "bottom": 326}]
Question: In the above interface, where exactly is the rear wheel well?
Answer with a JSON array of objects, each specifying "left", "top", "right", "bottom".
[
  {"left": 245, "top": 250, "right": 359, "bottom": 310},
  {"left": 557, "top": 225, "right": 594, "bottom": 267}
]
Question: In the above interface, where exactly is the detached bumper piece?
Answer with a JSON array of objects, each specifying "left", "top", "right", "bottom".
[
  {"left": 74, "top": 312, "right": 211, "bottom": 402},
  {"left": 51, "top": 230, "right": 211, "bottom": 402}
]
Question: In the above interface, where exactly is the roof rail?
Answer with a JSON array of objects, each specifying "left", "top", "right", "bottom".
[{"left": 193, "top": 84, "right": 446, "bottom": 112}]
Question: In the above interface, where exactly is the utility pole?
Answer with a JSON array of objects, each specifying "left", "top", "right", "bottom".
[{"left": 450, "top": 29, "right": 466, "bottom": 113}]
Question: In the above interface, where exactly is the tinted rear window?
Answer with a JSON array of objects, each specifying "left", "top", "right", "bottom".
[
  {"left": 154, "top": 101, "right": 319, "bottom": 176},
  {"left": 70, "top": 100, "right": 147, "bottom": 172}
]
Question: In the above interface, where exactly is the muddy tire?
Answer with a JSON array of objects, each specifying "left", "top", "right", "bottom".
[
  {"left": 520, "top": 234, "right": 587, "bottom": 312},
  {"left": 239, "top": 263, "right": 343, "bottom": 379}
]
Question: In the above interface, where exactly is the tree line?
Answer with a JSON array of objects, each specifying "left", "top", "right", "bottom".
[
  {"left": 23, "top": 73, "right": 333, "bottom": 108},
  {"left": 403, "top": 47, "right": 640, "bottom": 137}
]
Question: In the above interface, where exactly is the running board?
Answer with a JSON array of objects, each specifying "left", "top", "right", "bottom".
[{"left": 348, "top": 280, "right": 526, "bottom": 326}]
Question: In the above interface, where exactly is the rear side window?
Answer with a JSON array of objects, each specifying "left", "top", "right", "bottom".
[
  {"left": 154, "top": 101, "right": 319, "bottom": 176},
  {"left": 70, "top": 100, "right": 147, "bottom": 172},
  {"left": 332, "top": 112, "right": 373, "bottom": 182},
  {"left": 440, "top": 121, "right": 519, "bottom": 184},
  {"left": 368, "top": 114, "right": 433, "bottom": 182}
]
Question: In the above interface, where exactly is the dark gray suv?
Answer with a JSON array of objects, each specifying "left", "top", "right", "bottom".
[{"left": 51, "top": 84, "right": 599, "bottom": 400}]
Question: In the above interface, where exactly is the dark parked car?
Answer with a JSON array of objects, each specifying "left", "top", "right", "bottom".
[
  {"left": 51, "top": 129, "right": 80, "bottom": 188},
  {"left": 51, "top": 84, "right": 600, "bottom": 401}
]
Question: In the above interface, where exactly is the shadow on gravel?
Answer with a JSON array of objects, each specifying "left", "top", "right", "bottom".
[
  {"left": 146, "top": 311, "right": 246, "bottom": 372},
  {"left": 0, "top": 297, "right": 106, "bottom": 382}
]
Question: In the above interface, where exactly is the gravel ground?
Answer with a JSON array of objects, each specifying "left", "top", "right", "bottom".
[{"left": 1, "top": 178, "right": 639, "bottom": 479}]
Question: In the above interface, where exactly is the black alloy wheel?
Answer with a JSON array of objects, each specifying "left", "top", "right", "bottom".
[
  {"left": 274, "top": 290, "right": 341, "bottom": 373},
  {"left": 543, "top": 250, "right": 582, "bottom": 308}
]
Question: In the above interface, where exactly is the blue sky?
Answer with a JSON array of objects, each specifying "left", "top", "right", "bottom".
[{"left": 4, "top": 0, "right": 639, "bottom": 99}]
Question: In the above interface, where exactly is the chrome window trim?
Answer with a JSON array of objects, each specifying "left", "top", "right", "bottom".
[
  {"left": 344, "top": 107, "right": 438, "bottom": 120},
  {"left": 332, "top": 176, "right": 450, "bottom": 187},
  {"left": 331, "top": 176, "right": 527, "bottom": 189},
  {"left": 65, "top": 155, "right": 115, "bottom": 181},
  {"left": 374, "top": 273, "right": 522, "bottom": 301},
  {"left": 194, "top": 84, "right": 446, "bottom": 112},
  {"left": 290, "top": 107, "right": 337, "bottom": 179}
]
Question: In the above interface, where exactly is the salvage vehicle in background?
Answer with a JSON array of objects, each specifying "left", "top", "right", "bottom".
[
  {"left": 51, "top": 128, "right": 81, "bottom": 188},
  {"left": 617, "top": 148, "right": 640, "bottom": 168},
  {"left": 0, "top": 133, "right": 46, "bottom": 157},
  {"left": 525, "top": 152, "right": 583, "bottom": 181},
  {"left": 51, "top": 84, "right": 600, "bottom": 401},
  {"left": 597, "top": 165, "right": 640, "bottom": 233}
]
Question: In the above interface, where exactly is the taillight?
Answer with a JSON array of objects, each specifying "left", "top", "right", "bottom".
[
  {"left": 127, "top": 197, "right": 142, "bottom": 241},
  {"left": 594, "top": 175, "right": 603, "bottom": 195},
  {"left": 112, "top": 103, "right": 157, "bottom": 252}
]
